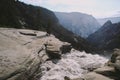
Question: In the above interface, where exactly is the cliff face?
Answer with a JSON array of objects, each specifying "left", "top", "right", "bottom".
[
  {"left": 0, "top": 0, "right": 93, "bottom": 52},
  {"left": 87, "top": 20, "right": 120, "bottom": 50},
  {"left": 55, "top": 12, "right": 101, "bottom": 38}
]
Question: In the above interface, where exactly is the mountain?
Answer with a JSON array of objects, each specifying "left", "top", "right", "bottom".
[
  {"left": 0, "top": 0, "right": 93, "bottom": 52},
  {"left": 98, "top": 17, "right": 120, "bottom": 25},
  {"left": 0, "top": 0, "right": 58, "bottom": 30},
  {"left": 55, "top": 12, "right": 101, "bottom": 38},
  {"left": 87, "top": 20, "right": 120, "bottom": 50}
]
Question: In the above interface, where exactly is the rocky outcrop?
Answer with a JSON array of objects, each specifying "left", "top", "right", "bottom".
[
  {"left": 0, "top": 29, "right": 42, "bottom": 80},
  {"left": 108, "top": 49, "right": 120, "bottom": 72},
  {"left": 83, "top": 71, "right": 113, "bottom": 80},
  {"left": 81, "top": 49, "right": 120, "bottom": 80},
  {"left": 45, "top": 43, "right": 62, "bottom": 59},
  {"left": 44, "top": 39, "right": 71, "bottom": 59},
  {"left": 87, "top": 21, "right": 120, "bottom": 50},
  {"left": 0, "top": 28, "right": 72, "bottom": 80}
]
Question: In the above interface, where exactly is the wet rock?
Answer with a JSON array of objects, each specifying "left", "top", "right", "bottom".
[
  {"left": 64, "top": 76, "right": 83, "bottom": 80},
  {"left": 46, "top": 50, "right": 61, "bottom": 59},
  {"left": 94, "top": 66, "right": 115, "bottom": 73},
  {"left": 64, "top": 76, "right": 71, "bottom": 80},
  {"left": 108, "top": 49, "right": 120, "bottom": 71},
  {"left": 84, "top": 72, "right": 113, "bottom": 80},
  {"left": 110, "top": 49, "right": 120, "bottom": 63}
]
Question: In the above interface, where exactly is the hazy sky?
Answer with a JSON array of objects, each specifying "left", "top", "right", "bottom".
[{"left": 19, "top": 0, "right": 120, "bottom": 18}]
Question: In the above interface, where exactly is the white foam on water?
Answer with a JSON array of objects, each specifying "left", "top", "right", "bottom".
[{"left": 40, "top": 50, "right": 108, "bottom": 80}]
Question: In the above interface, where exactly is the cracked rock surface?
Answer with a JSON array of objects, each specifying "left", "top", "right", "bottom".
[{"left": 0, "top": 28, "right": 70, "bottom": 80}]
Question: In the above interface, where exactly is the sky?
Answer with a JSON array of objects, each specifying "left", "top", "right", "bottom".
[{"left": 19, "top": 0, "right": 120, "bottom": 18}]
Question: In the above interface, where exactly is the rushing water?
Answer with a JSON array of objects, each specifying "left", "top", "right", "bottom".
[{"left": 40, "top": 49, "right": 108, "bottom": 80}]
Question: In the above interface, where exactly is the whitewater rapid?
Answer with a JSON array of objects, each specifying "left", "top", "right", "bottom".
[{"left": 40, "top": 49, "right": 108, "bottom": 80}]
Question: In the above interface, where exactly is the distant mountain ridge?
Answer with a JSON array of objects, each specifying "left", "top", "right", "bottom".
[
  {"left": 98, "top": 17, "right": 120, "bottom": 25},
  {"left": 87, "top": 20, "right": 120, "bottom": 50},
  {"left": 55, "top": 12, "right": 101, "bottom": 38}
]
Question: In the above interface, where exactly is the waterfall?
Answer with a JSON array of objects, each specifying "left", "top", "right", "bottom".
[{"left": 40, "top": 49, "right": 108, "bottom": 80}]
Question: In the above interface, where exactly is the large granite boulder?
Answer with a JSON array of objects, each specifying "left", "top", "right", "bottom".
[
  {"left": 45, "top": 39, "right": 71, "bottom": 59},
  {"left": 45, "top": 43, "right": 61, "bottom": 59},
  {"left": 0, "top": 28, "right": 46, "bottom": 80},
  {"left": 0, "top": 28, "right": 71, "bottom": 80}
]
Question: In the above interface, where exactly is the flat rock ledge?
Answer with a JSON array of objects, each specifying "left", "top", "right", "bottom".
[{"left": 0, "top": 28, "right": 71, "bottom": 80}]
